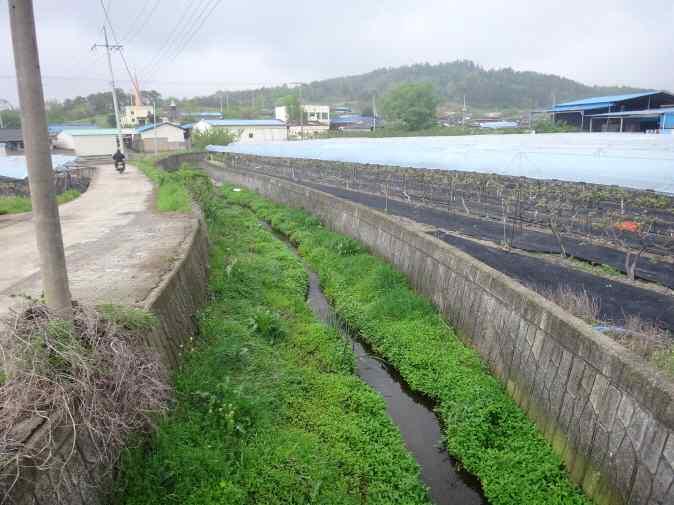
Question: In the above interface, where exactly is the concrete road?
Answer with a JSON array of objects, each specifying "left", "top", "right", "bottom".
[{"left": 0, "top": 163, "right": 197, "bottom": 318}]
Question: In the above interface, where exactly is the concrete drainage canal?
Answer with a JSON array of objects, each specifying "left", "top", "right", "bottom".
[{"left": 274, "top": 225, "right": 487, "bottom": 505}]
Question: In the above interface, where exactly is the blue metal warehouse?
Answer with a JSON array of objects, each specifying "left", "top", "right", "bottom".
[{"left": 547, "top": 91, "right": 674, "bottom": 132}]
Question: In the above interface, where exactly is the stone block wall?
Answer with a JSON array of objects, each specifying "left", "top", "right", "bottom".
[{"left": 203, "top": 154, "right": 674, "bottom": 505}]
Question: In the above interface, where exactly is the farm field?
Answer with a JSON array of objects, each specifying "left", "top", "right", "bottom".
[
  {"left": 205, "top": 153, "right": 674, "bottom": 356},
  {"left": 211, "top": 133, "right": 674, "bottom": 193}
]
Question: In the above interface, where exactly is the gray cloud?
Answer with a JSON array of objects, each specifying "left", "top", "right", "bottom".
[{"left": 1, "top": 0, "right": 672, "bottom": 104}]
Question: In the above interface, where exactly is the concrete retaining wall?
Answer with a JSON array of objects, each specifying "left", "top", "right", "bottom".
[
  {"left": 201, "top": 153, "right": 674, "bottom": 505},
  {"left": 3, "top": 188, "right": 209, "bottom": 504}
]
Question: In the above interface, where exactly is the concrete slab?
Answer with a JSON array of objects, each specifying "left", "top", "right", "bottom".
[{"left": 0, "top": 164, "right": 197, "bottom": 317}]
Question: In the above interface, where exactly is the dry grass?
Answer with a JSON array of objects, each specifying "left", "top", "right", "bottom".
[
  {"left": 535, "top": 284, "right": 674, "bottom": 377},
  {"left": 538, "top": 284, "right": 601, "bottom": 324},
  {"left": 610, "top": 315, "right": 671, "bottom": 359},
  {"left": 0, "top": 303, "right": 170, "bottom": 502}
]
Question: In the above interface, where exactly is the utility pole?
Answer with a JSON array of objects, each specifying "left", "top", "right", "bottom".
[
  {"left": 92, "top": 26, "right": 124, "bottom": 154},
  {"left": 9, "top": 0, "right": 72, "bottom": 319},
  {"left": 153, "top": 100, "right": 158, "bottom": 156},
  {"left": 299, "top": 85, "right": 304, "bottom": 140},
  {"left": 372, "top": 92, "right": 377, "bottom": 132}
]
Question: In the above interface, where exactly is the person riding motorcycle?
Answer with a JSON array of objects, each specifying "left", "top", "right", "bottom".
[{"left": 112, "top": 149, "right": 126, "bottom": 172}]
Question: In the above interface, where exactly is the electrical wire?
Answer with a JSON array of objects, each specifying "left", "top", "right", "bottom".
[
  {"left": 148, "top": 0, "right": 223, "bottom": 80},
  {"left": 99, "top": 0, "right": 138, "bottom": 86},
  {"left": 120, "top": 0, "right": 162, "bottom": 45},
  {"left": 137, "top": 0, "right": 209, "bottom": 79}
]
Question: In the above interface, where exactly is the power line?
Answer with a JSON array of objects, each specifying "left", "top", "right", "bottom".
[
  {"left": 0, "top": 74, "right": 283, "bottom": 87},
  {"left": 137, "top": 0, "right": 208, "bottom": 80},
  {"left": 152, "top": 0, "right": 223, "bottom": 79},
  {"left": 119, "top": 0, "right": 161, "bottom": 45},
  {"left": 99, "top": 0, "right": 137, "bottom": 88}
]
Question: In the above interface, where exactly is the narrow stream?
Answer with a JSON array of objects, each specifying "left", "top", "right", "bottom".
[{"left": 272, "top": 223, "right": 487, "bottom": 505}]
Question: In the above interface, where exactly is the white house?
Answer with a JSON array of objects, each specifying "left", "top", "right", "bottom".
[
  {"left": 275, "top": 104, "right": 330, "bottom": 125},
  {"left": 122, "top": 105, "right": 153, "bottom": 127},
  {"left": 55, "top": 128, "right": 134, "bottom": 156},
  {"left": 192, "top": 119, "right": 287, "bottom": 143},
  {"left": 134, "top": 122, "right": 186, "bottom": 151},
  {"left": 55, "top": 128, "right": 120, "bottom": 156}
]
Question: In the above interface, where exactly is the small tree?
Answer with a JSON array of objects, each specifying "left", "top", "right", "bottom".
[
  {"left": 191, "top": 128, "right": 237, "bottom": 150},
  {"left": 277, "top": 95, "right": 303, "bottom": 123},
  {"left": 606, "top": 219, "right": 656, "bottom": 281},
  {"left": 381, "top": 82, "right": 439, "bottom": 130}
]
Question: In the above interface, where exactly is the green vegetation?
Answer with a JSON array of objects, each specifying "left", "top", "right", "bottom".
[
  {"left": 531, "top": 117, "right": 578, "bottom": 133},
  {"left": 0, "top": 195, "right": 31, "bottom": 215},
  {"left": 179, "top": 60, "right": 644, "bottom": 116},
  {"left": 277, "top": 94, "right": 303, "bottom": 122},
  {"left": 381, "top": 82, "right": 440, "bottom": 130},
  {"left": 190, "top": 128, "right": 237, "bottom": 150},
  {"left": 0, "top": 109, "right": 21, "bottom": 128},
  {"left": 115, "top": 172, "right": 430, "bottom": 504},
  {"left": 97, "top": 304, "right": 158, "bottom": 332},
  {"left": 0, "top": 189, "right": 81, "bottom": 215},
  {"left": 136, "top": 158, "right": 192, "bottom": 212},
  {"left": 224, "top": 186, "right": 591, "bottom": 505}
]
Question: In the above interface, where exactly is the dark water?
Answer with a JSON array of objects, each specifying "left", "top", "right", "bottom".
[{"left": 302, "top": 257, "right": 487, "bottom": 505}]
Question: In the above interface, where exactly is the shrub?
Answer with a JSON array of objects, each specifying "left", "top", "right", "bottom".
[{"left": 0, "top": 304, "right": 169, "bottom": 501}]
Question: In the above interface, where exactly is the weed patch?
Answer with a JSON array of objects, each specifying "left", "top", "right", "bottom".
[
  {"left": 136, "top": 158, "right": 192, "bottom": 213},
  {"left": 224, "top": 185, "right": 592, "bottom": 505},
  {"left": 0, "top": 189, "right": 81, "bottom": 215},
  {"left": 114, "top": 176, "right": 430, "bottom": 504}
]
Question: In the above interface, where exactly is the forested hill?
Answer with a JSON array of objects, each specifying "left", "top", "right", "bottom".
[{"left": 195, "top": 60, "right": 648, "bottom": 112}]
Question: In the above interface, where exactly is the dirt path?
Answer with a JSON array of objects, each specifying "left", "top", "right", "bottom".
[{"left": 0, "top": 164, "right": 197, "bottom": 318}]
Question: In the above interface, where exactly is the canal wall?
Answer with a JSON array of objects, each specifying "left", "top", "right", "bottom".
[{"left": 196, "top": 152, "right": 674, "bottom": 505}]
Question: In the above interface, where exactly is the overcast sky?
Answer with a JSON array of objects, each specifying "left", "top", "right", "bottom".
[{"left": 1, "top": 0, "right": 673, "bottom": 105}]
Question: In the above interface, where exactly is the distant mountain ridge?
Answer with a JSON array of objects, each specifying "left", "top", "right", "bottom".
[{"left": 201, "top": 60, "right": 649, "bottom": 112}]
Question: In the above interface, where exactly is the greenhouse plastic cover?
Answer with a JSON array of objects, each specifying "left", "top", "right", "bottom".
[
  {"left": 0, "top": 155, "right": 76, "bottom": 180},
  {"left": 208, "top": 133, "right": 674, "bottom": 194}
]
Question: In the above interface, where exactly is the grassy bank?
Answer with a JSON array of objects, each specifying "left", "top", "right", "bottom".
[
  {"left": 114, "top": 171, "right": 430, "bottom": 504},
  {"left": 224, "top": 185, "right": 592, "bottom": 505},
  {"left": 136, "top": 158, "right": 192, "bottom": 212},
  {"left": 0, "top": 189, "right": 81, "bottom": 215}
]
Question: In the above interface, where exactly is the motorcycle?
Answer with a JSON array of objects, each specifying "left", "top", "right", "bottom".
[{"left": 115, "top": 160, "right": 126, "bottom": 174}]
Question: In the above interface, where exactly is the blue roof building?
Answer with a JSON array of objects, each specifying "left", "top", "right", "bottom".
[{"left": 546, "top": 91, "right": 674, "bottom": 132}]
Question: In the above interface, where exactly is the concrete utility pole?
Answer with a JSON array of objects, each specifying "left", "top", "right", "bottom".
[
  {"left": 299, "top": 85, "right": 304, "bottom": 140},
  {"left": 93, "top": 26, "right": 124, "bottom": 154},
  {"left": 372, "top": 93, "right": 377, "bottom": 132},
  {"left": 8, "top": 0, "right": 72, "bottom": 319},
  {"left": 153, "top": 100, "right": 158, "bottom": 156}
]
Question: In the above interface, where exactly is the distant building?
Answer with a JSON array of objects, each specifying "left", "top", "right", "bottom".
[
  {"left": 48, "top": 123, "right": 97, "bottom": 136},
  {"left": 190, "top": 119, "right": 287, "bottom": 143},
  {"left": 168, "top": 100, "right": 178, "bottom": 122},
  {"left": 546, "top": 91, "right": 674, "bottom": 132},
  {"left": 133, "top": 122, "right": 187, "bottom": 152},
  {"left": 478, "top": 121, "right": 519, "bottom": 129},
  {"left": 180, "top": 111, "right": 223, "bottom": 120},
  {"left": 275, "top": 104, "right": 330, "bottom": 125},
  {"left": 122, "top": 105, "right": 153, "bottom": 127},
  {"left": 330, "top": 114, "right": 381, "bottom": 131},
  {"left": 55, "top": 128, "right": 134, "bottom": 156},
  {"left": 0, "top": 128, "right": 24, "bottom": 151}
]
